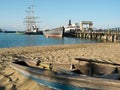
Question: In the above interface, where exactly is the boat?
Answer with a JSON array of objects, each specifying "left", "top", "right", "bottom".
[
  {"left": 10, "top": 58, "right": 120, "bottom": 90},
  {"left": 64, "top": 20, "right": 80, "bottom": 33},
  {"left": 63, "top": 20, "right": 80, "bottom": 37},
  {"left": 24, "top": 5, "right": 42, "bottom": 35},
  {"left": 43, "top": 27, "right": 64, "bottom": 38}
]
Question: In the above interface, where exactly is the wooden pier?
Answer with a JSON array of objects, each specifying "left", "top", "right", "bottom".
[
  {"left": 64, "top": 28, "right": 120, "bottom": 42},
  {"left": 74, "top": 32, "right": 120, "bottom": 42}
]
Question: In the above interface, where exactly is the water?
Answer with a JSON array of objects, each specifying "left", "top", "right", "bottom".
[{"left": 0, "top": 33, "right": 101, "bottom": 48}]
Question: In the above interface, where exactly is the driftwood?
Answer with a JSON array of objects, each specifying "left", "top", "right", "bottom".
[{"left": 75, "top": 58, "right": 120, "bottom": 66}]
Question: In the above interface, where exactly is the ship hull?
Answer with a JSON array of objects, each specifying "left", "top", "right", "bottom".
[
  {"left": 25, "top": 31, "right": 43, "bottom": 35},
  {"left": 43, "top": 27, "right": 64, "bottom": 38}
]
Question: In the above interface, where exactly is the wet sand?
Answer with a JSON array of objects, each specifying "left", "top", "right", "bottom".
[{"left": 0, "top": 43, "right": 120, "bottom": 90}]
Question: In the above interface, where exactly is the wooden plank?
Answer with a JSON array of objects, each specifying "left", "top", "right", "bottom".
[{"left": 75, "top": 58, "right": 120, "bottom": 66}]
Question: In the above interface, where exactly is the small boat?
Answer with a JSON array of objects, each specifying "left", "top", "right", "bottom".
[
  {"left": 43, "top": 27, "right": 64, "bottom": 38},
  {"left": 10, "top": 58, "right": 120, "bottom": 90}
]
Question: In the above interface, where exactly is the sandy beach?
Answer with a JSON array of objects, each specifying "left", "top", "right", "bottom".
[{"left": 0, "top": 43, "right": 120, "bottom": 90}]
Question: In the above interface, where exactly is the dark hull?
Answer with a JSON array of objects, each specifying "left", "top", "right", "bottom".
[
  {"left": 25, "top": 31, "right": 43, "bottom": 35},
  {"left": 10, "top": 61, "right": 120, "bottom": 90}
]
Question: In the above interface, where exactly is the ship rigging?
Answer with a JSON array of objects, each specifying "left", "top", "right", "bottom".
[{"left": 24, "top": 5, "right": 40, "bottom": 34}]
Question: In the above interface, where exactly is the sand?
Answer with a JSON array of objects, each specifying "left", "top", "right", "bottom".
[{"left": 0, "top": 43, "right": 120, "bottom": 90}]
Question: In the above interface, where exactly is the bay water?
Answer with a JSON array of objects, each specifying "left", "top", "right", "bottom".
[{"left": 0, "top": 33, "right": 101, "bottom": 48}]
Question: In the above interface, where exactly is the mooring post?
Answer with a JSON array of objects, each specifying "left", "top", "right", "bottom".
[{"left": 112, "top": 35, "right": 114, "bottom": 42}]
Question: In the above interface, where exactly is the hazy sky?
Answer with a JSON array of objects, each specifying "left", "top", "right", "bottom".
[{"left": 0, "top": 0, "right": 120, "bottom": 31}]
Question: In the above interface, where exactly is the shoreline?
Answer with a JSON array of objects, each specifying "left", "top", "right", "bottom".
[{"left": 0, "top": 43, "right": 120, "bottom": 90}]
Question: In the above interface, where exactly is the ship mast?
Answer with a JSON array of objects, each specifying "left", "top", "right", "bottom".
[{"left": 24, "top": 5, "right": 38, "bottom": 32}]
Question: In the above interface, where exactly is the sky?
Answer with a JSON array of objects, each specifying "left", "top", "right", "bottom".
[{"left": 0, "top": 0, "right": 120, "bottom": 31}]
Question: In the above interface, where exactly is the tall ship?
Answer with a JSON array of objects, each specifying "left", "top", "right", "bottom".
[
  {"left": 24, "top": 5, "right": 42, "bottom": 35},
  {"left": 43, "top": 27, "right": 64, "bottom": 38}
]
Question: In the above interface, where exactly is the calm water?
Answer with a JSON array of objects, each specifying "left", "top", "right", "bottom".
[{"left": 0, "top": 33, "right": 101, "bottom": 48}]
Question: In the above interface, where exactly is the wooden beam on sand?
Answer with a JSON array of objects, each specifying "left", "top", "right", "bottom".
[{"left": 75, "top": 58, "right": 120, "bottom": 66}]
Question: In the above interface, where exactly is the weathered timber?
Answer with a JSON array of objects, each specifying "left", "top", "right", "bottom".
[
  {"left": 75, "top": 58, "right": 120, "bottom": 66},
  {"left": 73, "top": 31, "right": 120, "bottom": 42}
]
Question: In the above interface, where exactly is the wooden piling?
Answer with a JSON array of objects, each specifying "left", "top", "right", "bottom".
[{"left": 73, "top": 30, "right": 120, "bottom": 42}]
